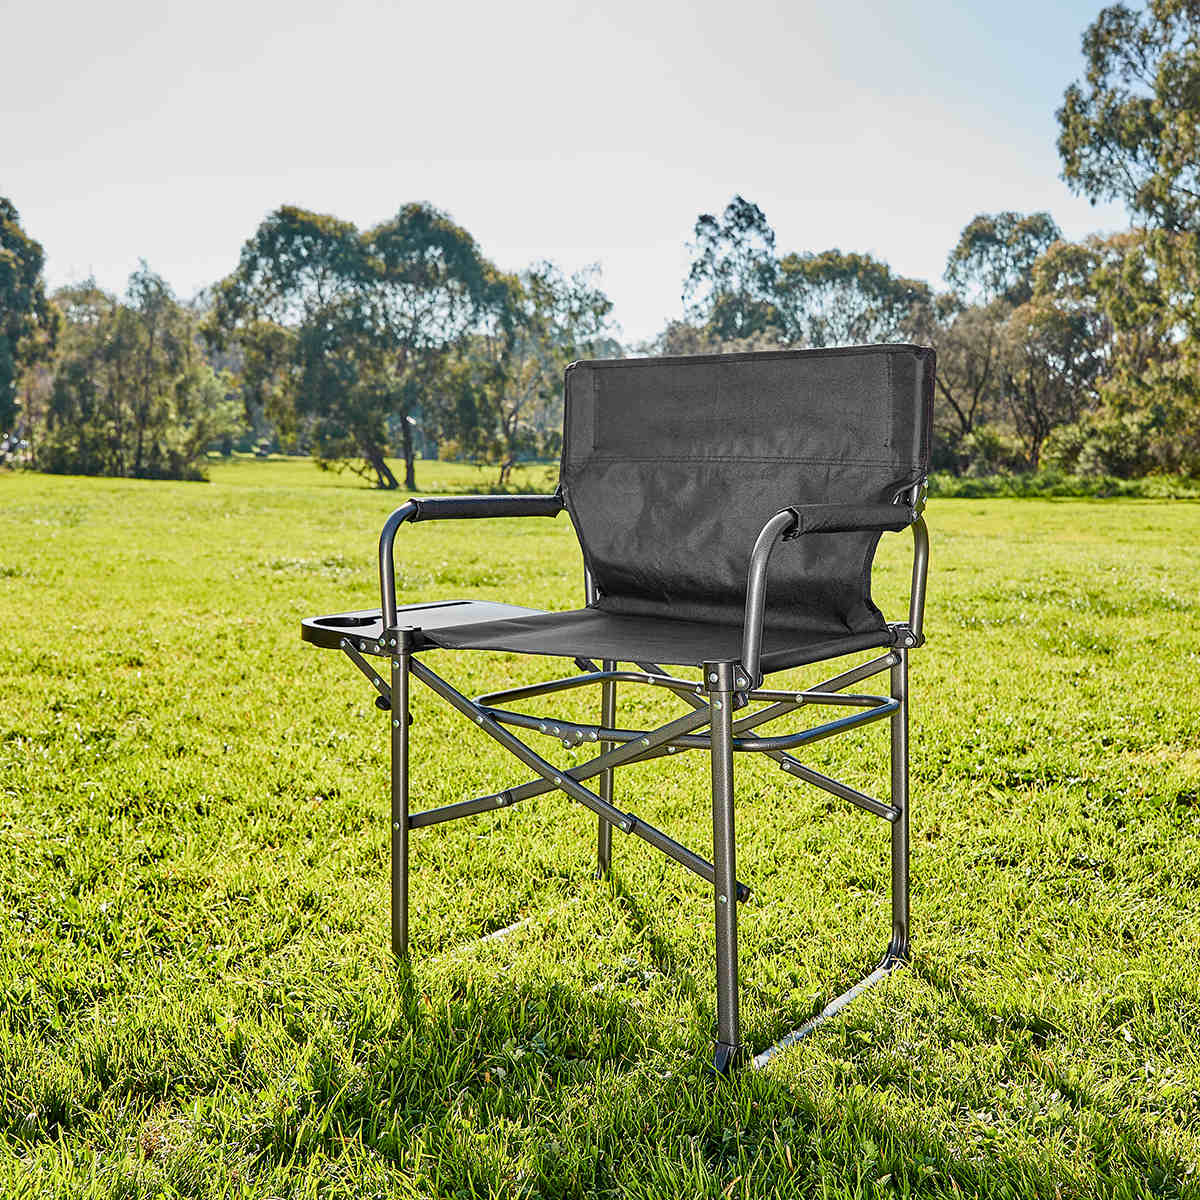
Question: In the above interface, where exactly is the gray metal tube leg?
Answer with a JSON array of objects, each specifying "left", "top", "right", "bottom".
[
  {"left": 707, "top": 661, "right": 741, "bottom": 1073},
  {"left": 391, "top": 650, "right": 410, "bottom": 956},
  {"left": 887, "top": 647, "right": 910, "bottom": 963},
  {"left": 597, "top": 660, "right": 617, "bottom": 877}
]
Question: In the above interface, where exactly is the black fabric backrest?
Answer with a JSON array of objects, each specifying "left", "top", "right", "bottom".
[{"left": 559, "top": 345, "right": 935, "bottom": 638}]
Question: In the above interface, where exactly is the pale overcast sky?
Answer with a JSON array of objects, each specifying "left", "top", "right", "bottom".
[{"left": 3, "top": 0, "right": 1128, "bottom": 344}]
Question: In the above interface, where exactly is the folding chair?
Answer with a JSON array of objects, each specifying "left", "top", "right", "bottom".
[{"left": 301, "top": 345, "right": 934, "bottom": 1072}]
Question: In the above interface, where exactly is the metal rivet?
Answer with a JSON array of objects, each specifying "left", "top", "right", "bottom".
[
  {"left": 641, "top": 737, "right": 650, "bottom": 746},
  {"left": 708, "top": 672, "right": 718, "bottom": 683},
  {"left": 392, "top": 719, "right": 399, "bottom": 727},
  {"left": 475, "top": 715, "right": 484, "bottom": 725},
  {"left": 539, "top": 723, "right": 547, "bottom": 733},
  {"left": 392, "top": 822, "right": 400, "bottom": 831},
  {"left": 392, "top": 661, "right": 400, "bottom": 669},
  {"left": 553, "top": 775, "right": 562, "bottom": 785},
  {"left": 714, "top": 700, "right": 722, "bottom": 710},
  {"left": 718, "top": 894, "right": 728, "bottom": 904}
]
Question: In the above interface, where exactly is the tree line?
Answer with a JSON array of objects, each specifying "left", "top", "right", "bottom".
[{"left": 2, "top": 1, "right": 1197, "bottom": 487}]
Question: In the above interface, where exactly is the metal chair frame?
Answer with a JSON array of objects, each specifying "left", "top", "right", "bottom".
[{"left": 315, "top": 482, "right": 929, "bottom": 1073}]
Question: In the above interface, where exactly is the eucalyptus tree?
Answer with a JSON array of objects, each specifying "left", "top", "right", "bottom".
[
  {"left": 208, "top": 208, "right": 389, "bottom": 482},
  {"left": 37, "top": 270, "right": 239, "bottom": 479},
  {"left": 365, "top": 204, "right": 512, "bottom": 487},
  {"left": 1031, "top": 228, "right": 1200, "bottom": 473},
  {"left": 0, "top": 197, "right": 59, "bottom": 434},
  {"left": 1058, "top": 0, "right": 1200, "bottom": 233},
  {"left": 436, "top": 261, "right": 615, "bottom": 485},
  {"left": 211, "top": 203, "right": 505, "bottom": 489},
  {"left": 928, "top": 295, "right": 1008, "bottom": 462},
  {"left": 682, "top": 195, "right": 780, "bottom": 342},
  {"left": 775, "top": 249, "right": 933, "bottom": 348},
  {"left": 1002, "top": 242, "right": 1113, "bottom": 469},
  {"left": 944, "top": 211, "right": 1063, "bottom": 305}
]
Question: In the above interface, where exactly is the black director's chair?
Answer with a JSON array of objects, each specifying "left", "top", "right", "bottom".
[{"left": 301, "top": 345, "right": 934, "bottom": 1072}]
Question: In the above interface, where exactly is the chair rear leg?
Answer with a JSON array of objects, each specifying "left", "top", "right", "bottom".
[
  {"left": 597, "top": 660, "right": 617, "bottom": 877},
  {"left": 707, "top": 662, "right": 741, "bottom": 1074},
  {"left": 391, "top": 650, "right": 410, "bottom": 956},
  {"left": 887, "top": 647, "right": 910, "bottom": 963}
]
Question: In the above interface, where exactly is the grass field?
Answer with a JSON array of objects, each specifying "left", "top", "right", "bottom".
[{"left": 2, "top": 457, "right": 1199, "bottom": 1199}]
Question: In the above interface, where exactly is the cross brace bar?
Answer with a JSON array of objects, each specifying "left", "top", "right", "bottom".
[
  {"left": 340, "top": 638, "right": 392, "bottom": 708},
  {"left": 638, "top": 656, "right": 898, "bottom": 820},
  {"left": 407, "top": 652, "right": 899, "bottom": 834},
  {"left": 407, "top": 658, "right": 752, "bottom": 901},
  {"left": 480, "top": 695, "right": 897, "bottom": 753},
  {"left": 475, "top": 658, "right": 900, "bottom": 711}
]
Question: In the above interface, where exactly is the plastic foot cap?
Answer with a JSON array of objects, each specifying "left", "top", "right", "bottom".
[{"left": 711, "top": 1041, "right": 741, "bottom": 1076}]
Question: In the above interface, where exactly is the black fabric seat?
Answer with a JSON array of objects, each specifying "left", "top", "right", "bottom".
[{"left": 424, "top": 606, "right": 897, "bottom": 671}]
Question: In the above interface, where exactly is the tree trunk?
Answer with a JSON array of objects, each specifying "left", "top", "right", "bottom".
[
  {"left": 400, "top": 418, "right": 417, "bottom": 490},
  {"left": 365, "top": 444, "right": 399, "bottom": 489}
]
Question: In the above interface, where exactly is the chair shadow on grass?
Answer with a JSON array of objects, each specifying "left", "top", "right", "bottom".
[
  {"left": 905, "top": 957, "right": 1196, "bottom": 1196},
  {"left": 232, "top": 877, "right": 1196, "bottom": 1200}
]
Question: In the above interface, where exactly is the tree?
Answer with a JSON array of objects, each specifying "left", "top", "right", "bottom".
[
  {"left": 944, "top": 211, "right": 1063, "bottom": 304},
  {"left": 933, "top": 212, "right": 1067, "bottom": 470},
  {"left": 682, "top": 196, "right": 780, "bottom": 342},
  {"left": 0, "top": 198, "right": 59, "bottom": 434},
  {"left": 647, "top": 319, "right": 780, "bottom": 356},
  {"left": 437, "top": 262, "right": 616, "bottom": 485},
  {"left": 367, "top": 204, "right": 512, "bottom": 488},
  {"left": 207, "top": 207, "right": 385, "bottom": 478},
  {"left": 1034, "top": 228, "right": 1200, "bottom": 473},
  {"left": 929, "top": 296, "right": 1008, "bottom": 463},
  {"left": 210, "top": 204, "right": 505, "bottom": 490},
  {"left": 676, "top": 198, "right": 934, "bottom": 353},
  {"left": 1058, "top": 1, "right": 1200, "bottom": 232},
  {"left": 492, "top": 262, "right": 613, "bottom": 482},
  {"left": 1002, "top": 282, "right": 1110, "bottom": 469},
  {"left": 775, "top": 249, "right": 933, "bottom": 347},
  {"left": 35, "top": 271, "right": 240, "bottom": 479}
]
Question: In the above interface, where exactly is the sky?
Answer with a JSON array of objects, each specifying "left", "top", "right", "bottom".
[{"left": 2, "top": 0, "right": 1130, "bottom": 345}]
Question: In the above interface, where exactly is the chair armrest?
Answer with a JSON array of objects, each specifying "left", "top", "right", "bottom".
[
  {"left": 408, "top": 494, "right": 564, "bottom": 522},
  {"left": 782, "top": 502, "right": 916, "bottom": 537},
  {"left": 378, "top": 494, "right": 563, "bottom": 629},
  {"left": 740, "top": 501, "right": 919, "bottom": 685}
]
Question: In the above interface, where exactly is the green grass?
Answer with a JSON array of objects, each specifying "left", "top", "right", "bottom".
[
  {"left": 1, "top": 458, "right": 1199, "bottom": 1199},
  {"left": 928, "top": 470, "right": 1200, "bottom": 500}
]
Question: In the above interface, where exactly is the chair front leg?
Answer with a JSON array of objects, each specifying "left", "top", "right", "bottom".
[
  {"left": 391, "top": 646, "right": 411, "bottom": 957},
  {"left": 707, "top": 661, "right": 741, "bottom": 1073},
  {"left": 597, "top": 660, "right": 617, "bottom": 877},
  {"left": 887, "top": 647, "right": 910, "bottom": 963}
]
